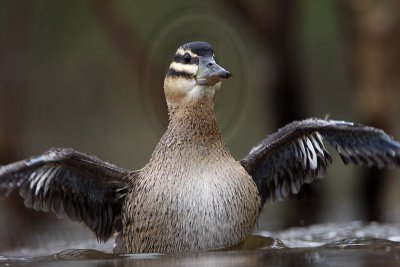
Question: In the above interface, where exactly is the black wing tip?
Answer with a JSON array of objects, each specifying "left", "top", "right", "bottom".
[{"left": 324, "top": 121, "right": 400, "bottom": 169}]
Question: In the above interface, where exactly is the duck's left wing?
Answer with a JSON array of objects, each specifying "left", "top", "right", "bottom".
[{"left": 240, "top": 118, "right": 400, "bottom": 206}]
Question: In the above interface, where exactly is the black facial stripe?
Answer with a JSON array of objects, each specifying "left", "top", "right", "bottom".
[
  {"left": 174, "top": 54, "right": 199, "bottom": 64},
  {"left": 166, "top": 68, "right": 194, "bottom": 79}
]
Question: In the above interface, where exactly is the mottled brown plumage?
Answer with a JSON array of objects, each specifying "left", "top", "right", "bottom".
[
  {"left": 122, "top": 97, "right": 259, "bottom": 253},
  {"left": 1, "top": 41, "right": 400, "bottom": 254}
]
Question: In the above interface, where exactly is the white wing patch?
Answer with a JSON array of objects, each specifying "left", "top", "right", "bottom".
[
  {"left": 297, "top": 134, "right": 324, "bottom": 170},
  {"left": 310, "top": 133, "right": 324, "bottom": 156},
  {"left": 305, "top": 137, "right": 318, "bottom": 169},
  {"left": 297, "top": 138, "right": 307, "bottom": 168}
]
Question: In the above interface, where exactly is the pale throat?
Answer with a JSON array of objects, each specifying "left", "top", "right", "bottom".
[{"left": 188, "top": 85, "right": 216, "bottom": 99}]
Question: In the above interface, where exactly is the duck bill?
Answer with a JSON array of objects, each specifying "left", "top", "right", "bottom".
[{"left": 196, "top": 56, "right": 232, "bottom": 86}]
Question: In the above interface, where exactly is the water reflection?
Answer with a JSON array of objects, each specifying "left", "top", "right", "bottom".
[{"left": 2, "top": 222, "right": 400, "bottom": 267}]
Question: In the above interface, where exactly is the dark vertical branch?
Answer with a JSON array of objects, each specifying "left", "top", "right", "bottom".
[
  {"left": 222, "top": 0, "right": 307, "bottom": 122},
  {"left": 269, "top": 1, "right": 306, "bottom": 124},
  {"left": 268, "top": 1, "right": 321, "bottom": 227}
]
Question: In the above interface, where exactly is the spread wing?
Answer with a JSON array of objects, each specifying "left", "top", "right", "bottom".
[
  {"left": 0, "top": 147, "right": 130, "bottom": 241},
  {"left": 240, "top": 118, "right": 400, "bottom": 206}
]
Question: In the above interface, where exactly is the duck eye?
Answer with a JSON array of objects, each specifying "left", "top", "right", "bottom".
[{"left": 183, "top": 53, "right": 191, "bottom": 63}]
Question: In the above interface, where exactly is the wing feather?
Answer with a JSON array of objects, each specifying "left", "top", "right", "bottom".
[
  {"left": 240, "top": 118, "right": 400, "bottom": 206},
  {"left": 0, "top": 147, "right": 130, "bottom": 241}
]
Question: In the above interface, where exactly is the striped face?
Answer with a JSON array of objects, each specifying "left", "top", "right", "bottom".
[
  {"left": 164, "top": 42, "right": 231, "bottom": 106},
  {"left": 167, "top": 47, "right": 200, "bottom": 80}
]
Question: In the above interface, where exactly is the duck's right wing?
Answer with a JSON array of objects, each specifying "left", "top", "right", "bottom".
[
  {"left": 240, "top": 118, "right": 400, "bottom": 207},
  {"left": 0, "top": 147, "right": 130, "bottom": 242}
]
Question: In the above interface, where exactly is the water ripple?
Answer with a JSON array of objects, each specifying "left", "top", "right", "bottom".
[{"left": 2, "top": 222, "right": 400, "bottom": 266}]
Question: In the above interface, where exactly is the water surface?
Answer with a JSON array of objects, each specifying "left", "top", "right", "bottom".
[{"left": 2, "top": 222, "right": 400, "bottom": 267}]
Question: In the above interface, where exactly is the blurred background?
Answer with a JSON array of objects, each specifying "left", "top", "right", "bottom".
[{"left": 0, "top": 0, "right": 400, "bottom": 252}]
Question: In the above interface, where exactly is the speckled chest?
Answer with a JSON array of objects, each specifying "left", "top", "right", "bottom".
[{"left": 122, "top": 149, "right": 260, "bottom": 253}]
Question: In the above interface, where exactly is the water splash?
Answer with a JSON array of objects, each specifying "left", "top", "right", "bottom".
[{"left": 257, "top": 221, "right": 400, "bottom": 248}]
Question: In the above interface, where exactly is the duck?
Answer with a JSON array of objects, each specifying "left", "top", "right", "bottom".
[{"left": 1, "top": 41, "right": 400, "bottom": 254}]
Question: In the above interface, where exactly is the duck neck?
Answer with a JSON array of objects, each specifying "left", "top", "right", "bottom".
[
  {"left": 150, "top": 97, "right": 227, "bottom": 162},
  {"left": 166, "top": 97, "right": 223, "bottom": 143}
]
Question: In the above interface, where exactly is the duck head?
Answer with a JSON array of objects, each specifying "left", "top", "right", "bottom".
[{"left": 164, "top": 42, "right": 232, "bottom": 108}]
